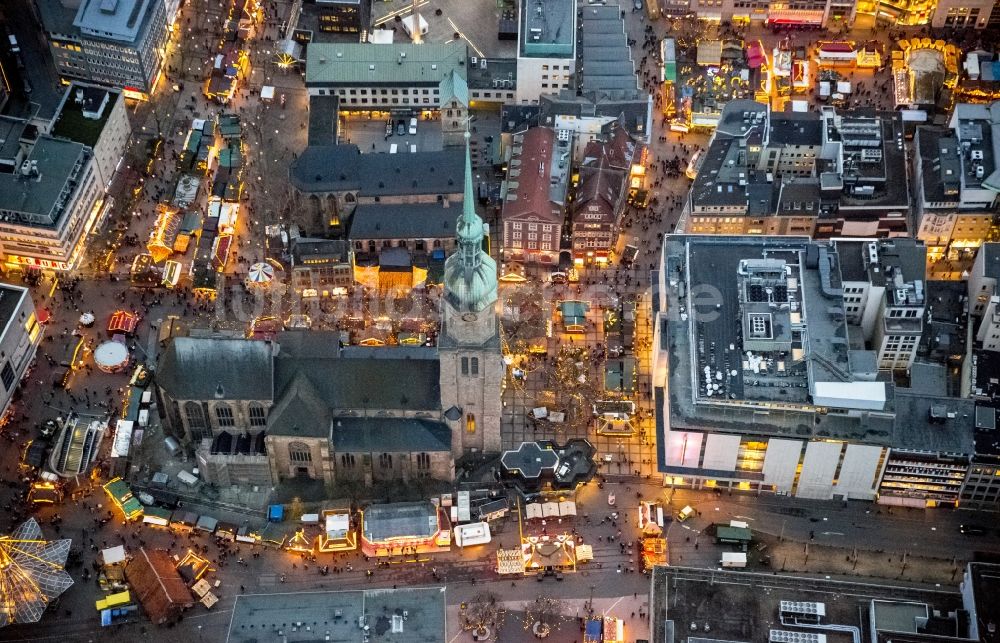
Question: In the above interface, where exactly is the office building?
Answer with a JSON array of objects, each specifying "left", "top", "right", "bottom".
[
  {"left": 0, "top": 283, "right": 42, "bottom": 418},
  {"left": 227, "top": 587, "right": 447, "bottom": 643},
  {"left": 304, "top": 41, "right": 467, "bottom": 112},
  {"left": 501, "top": 127, "right": 569, "bottom": 265},
  {"left": 36, "top": 0, "right": 169, "bottom": 98},
  {"left": 969, "top": 244, "right": 1000, "bottom": 350},
  {"left": 651, "top": 235, "right": 974, "bottom": 503},
  {"left": 0, "top": 83, "right": 127, "bottom": 271},
  {"left": 684, "top": 101, "right": 910, "bottom": 239},
  {"left": 836, "top": 239, "right": 927, "bottom": 371},
  {"left": 309, "top": 0, "right": 371, "bottom": 34},
  {"left": 660, "top": 0, "right": 856, "bottom": 26},
  {"left": 515, "top": 0, "right": 575, "bottom": 104},
  {"left": 912, "top": 103, "right": 1000, "bottom": 263}
]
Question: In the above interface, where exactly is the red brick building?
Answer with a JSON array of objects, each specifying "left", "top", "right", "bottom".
[{"left": 502, "top": 127, "right": 569, "bottom": 265}]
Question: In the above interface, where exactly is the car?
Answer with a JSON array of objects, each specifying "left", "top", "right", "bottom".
[
  {"left": 960, "top": 524, "right": 987, "bottom": 535},
  {"left": 396, "top": 120, "right": 406, "bottom": 136},
  {"left": 408, "top": 117, "right": 418, "bottom": 135}
]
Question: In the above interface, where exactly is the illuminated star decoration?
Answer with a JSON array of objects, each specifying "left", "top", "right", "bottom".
[{"left": 0, "top": 519, "right": 74, "bottom": 627}]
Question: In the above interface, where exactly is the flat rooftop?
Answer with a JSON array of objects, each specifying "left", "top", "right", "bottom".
[
  {"left": 660, "top": 235, "right": 896, "bottom": 446},
  {"left": 0, "top": 284, "right": 27, "bottom": 331},
  {"left": 226, "top": 587, "right": 447, "bottom": 642},
  {"left": 519, "top": 0, "right": 574, "bottom": 59},
  {"left": 73, "top": 0, "right": 156, "bottom": 42},
  {"left": 51, "top": 85, "right": 120, "bottom": 148},
  {"left": 305, "top": 42, "right": 466, "bottom": 86},
  {"left": 0, "top": 137, "right": 86, "bottom": 227},
  {"left": 651, "top": 567, "right": 965, "bottom": 643}
]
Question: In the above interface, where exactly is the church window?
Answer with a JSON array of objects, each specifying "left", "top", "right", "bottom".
[
  {"left": 461, "top": 357, "right": 469, "bottom": 375},
  {"left": 466, "top": 413, "right": 476, "bottom": 434},
  {"left": 471, "top": 357, "right": 479, "bottom": 375},
  {"left": 185, "top": 402, "right": 207, "bottom": 441},
  {"left": 289, "top": 442, "right": 312, "bottom": 463},
  {"left": 249, "top": 402, "right": 267, "bottom": 427},
  {"left": 379, "top": 453, "right": 393, "bottom": 469},
  {"left": 416, "top": 452, "right": 431, "bottom": 470},
  {"left": 215, "top": 404, "right": 235, "bottom": 428},
  {"left": 340, "top": 453, "right": 356, "bottom": 468}
]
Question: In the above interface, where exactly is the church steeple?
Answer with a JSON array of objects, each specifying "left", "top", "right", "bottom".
[{"left": 443, "top": 130, "right": 498, "bottom": 313}]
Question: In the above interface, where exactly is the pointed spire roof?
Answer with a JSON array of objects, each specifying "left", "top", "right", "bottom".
[{"left": 443, "top": 130, "right": 498, "bottom": 313}]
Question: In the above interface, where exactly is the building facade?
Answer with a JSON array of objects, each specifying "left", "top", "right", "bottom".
[
  {"left": 289, "top": 238, "right": 353, "bottom": 297},
  {"left": 37, "top": 0, "right": 169, "bottom": 97},
  {"left": 514, "top": 0, "right": 575, "bottom": 104},
  {"left": 0, "top": 83, "right": 128, "bottom": 272},
  {"left": 0, "top": 283, "right": 42, "bottom": 418},
  {"left": 501, "top": 127, "right": 568, "bottom": 265}
]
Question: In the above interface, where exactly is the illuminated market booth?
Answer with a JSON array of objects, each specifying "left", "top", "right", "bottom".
[
  {"left": 124, "top": 548, "right": 194, "bottom": 625},
  {"left": 103, "top": 477, "right": 144, "bottom": 521},
  {"left": 360, "top": 501, "right": 451, "bottom": 557}
]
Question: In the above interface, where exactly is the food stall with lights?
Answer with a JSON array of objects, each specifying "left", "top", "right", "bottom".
[
  {"left": 103, "top": 477, "right": 144, "bottom": 521},
  {"left": 316, "top": 508, "right": 357, "bottom": 552},
  {"left": 360, "top": 501, "right": 451, "bottom": 557}
]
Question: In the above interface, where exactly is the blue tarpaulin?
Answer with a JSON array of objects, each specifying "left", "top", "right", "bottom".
[
  {"left": 268, "top": 505, "right": 284, "bottom": 522},
  {"left": 585, "top": 619, "right": 602, "bottom": 641}
]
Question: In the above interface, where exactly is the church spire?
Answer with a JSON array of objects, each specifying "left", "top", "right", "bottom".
[{"left": 442, "top": 129, "right": 498, "bottom": 313}]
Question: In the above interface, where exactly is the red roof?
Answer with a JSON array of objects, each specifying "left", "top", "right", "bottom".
[
  {"left": 213, "top": 234, "right": 233, "bottom": 271},
  {"left": 502, "top": 128, "right": 562, "bottom": 223},
  {"left": 124, "top": 548, "right": 194, "bottom": 625},
  {"left": 819, "top": 41, "right": 855, "bottom": 53},
  {"left": 107, "top": 310, "right": 137, "bottom": 334}
]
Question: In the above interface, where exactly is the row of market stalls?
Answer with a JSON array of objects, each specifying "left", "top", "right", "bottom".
[
  {"left": 134, "top": 114, "right": 246, "bottom": 292},
  {"left": 203, "top": 0, "right": 259, "bottom": 103}
]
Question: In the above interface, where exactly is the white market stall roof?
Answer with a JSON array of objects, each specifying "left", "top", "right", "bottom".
[
  {"left": 260, "top": 86, "right": 275, "bottom": 101},
  {"left": 102, "top": 545, "right": 126, "bottom": 566}
]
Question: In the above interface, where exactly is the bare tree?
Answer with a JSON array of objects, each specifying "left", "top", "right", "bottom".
[
  {"left": 524, "top": 595, "right": 565, "bottom": 639},
  {"left": 461, "top": 592, "right": 506, "bottom": 641}
]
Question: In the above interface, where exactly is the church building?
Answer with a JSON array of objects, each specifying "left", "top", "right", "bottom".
[{"left": 154, "top": 134, "right": 502, "bottom": 487}]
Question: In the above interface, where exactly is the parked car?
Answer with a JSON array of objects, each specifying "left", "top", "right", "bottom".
[
  {"left": 396, "top": 120, "right": 406, "bottom": 136},
  {"left": 408, "top": 117, "right": 418, "bottom": 135}
]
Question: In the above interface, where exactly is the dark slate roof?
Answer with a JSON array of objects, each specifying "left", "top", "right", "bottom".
[
  {"left": 267, "top": 372, "right": 331, "bottom": 437},
  {"left": 157, "top": 337, "right": 273, "bottom": 400},
  {"left": 307, "top": 95, "right": 339, "bottom": 146},
  {"left": 274, "top": 332, "right": 441, "bottom": 412},
  {"left": 289, "top": 145, "right": 464, "bottom": 196},
  {"left": 348, "top": 203, "right": 459, "bottom": 240},
  {"left": 982, "top": 243, "right": 1000, "bottom": 280},
  {"left": 291, "top": 237, "right": 350, "bottom": 264},
  {"left": 330, "top": 417, "right": 451, "bottom": 452}
]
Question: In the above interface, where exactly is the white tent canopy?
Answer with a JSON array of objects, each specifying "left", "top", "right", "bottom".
[{"left": 525, "top": 503, "right": 543, "bottom": 520}]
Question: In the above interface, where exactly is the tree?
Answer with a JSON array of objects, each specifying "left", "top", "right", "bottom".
[
  {"left": 524, "top": 595, "right": 565, "bottom": 639},
  {"left": 461, "top": 592, "right": 506, "bottom": 641}
]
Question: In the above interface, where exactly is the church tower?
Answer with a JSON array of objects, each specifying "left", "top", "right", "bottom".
[{"left": 439, "top": 131, "right": 504, "bottom": 456}]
